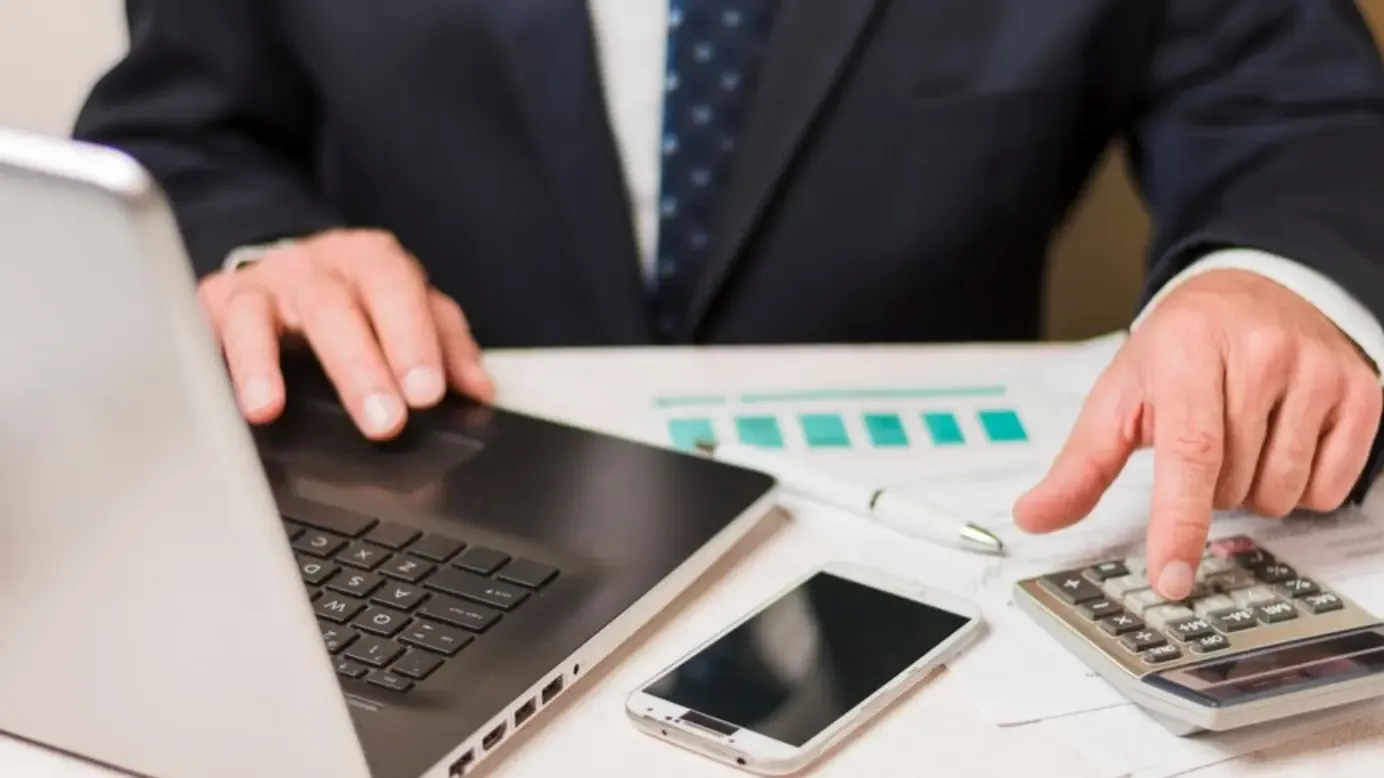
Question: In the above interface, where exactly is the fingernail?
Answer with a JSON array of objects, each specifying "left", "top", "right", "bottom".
[
  {"left": 1156, "top": 561, "right": 1194, "bottom": 600},
  {"left": 240, "top": 378, "right": 274, "bottom": 414},
  {"left": 402, "top": 366, "right": 444, "bottom": 404},
  {"left": 362, "top": 393, "right": 402, "bottom": 434}
]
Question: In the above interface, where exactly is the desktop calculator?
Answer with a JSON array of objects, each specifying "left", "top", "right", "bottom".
[{"left": 1014, "top": 535, "right": 1384, "bottom": 735}]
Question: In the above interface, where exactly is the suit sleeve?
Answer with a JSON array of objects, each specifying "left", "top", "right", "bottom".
[
  {"left": 73, "top": 0, "right": 339, "bottom": 277},
  {"left": 1124, "top": 0, "right": 1384, "bottom": 502}
]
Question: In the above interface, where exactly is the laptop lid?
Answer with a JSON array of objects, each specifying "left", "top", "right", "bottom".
[{"left": 0, "top": 128, "right": 372, "bottom": 778}]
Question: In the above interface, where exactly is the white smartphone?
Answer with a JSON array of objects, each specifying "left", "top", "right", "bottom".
[{"left": 626, "top": 562, "right": 985, "bottom": 775}]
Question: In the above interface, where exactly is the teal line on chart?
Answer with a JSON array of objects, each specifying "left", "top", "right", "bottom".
[
  {"left": 736, "top": 415, "right": 785, "bottom": 448},
  {"left": 863, "top": 412, "right": 909, "bottom": 447},
  {"left": 978, "top": 409, "right": 1028, "bottom": 443},
  {"left": 667, "top": 418, "right": 716, "bottom": 450},
  {"left": 923, "top": 412, "right": 965, "bottom": 445},
  {"left": 652, "top": 384, "right": 1007, "bottom": 408},
  {"left": 800, "top": 413, "right": 851, "bottom": 448}
]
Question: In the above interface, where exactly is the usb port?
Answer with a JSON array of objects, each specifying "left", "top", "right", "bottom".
[
  {"left": 514, "top": 698, "right": 537, "bottom": 727},
  {"left": 541, "top": 676, "right": 564, "bottom": 704},
  {"left": 449, "top": 750, "right": 475, "bottom": 776},
  {"left": 482, "top": 723, "right": 506, "bottom": 751}
]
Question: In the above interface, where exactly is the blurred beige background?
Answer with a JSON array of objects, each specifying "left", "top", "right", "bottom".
[{"left": 1, "top": 0, "right": 1382, "bottom": 341}]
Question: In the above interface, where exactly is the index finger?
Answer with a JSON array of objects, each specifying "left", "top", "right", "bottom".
[{"left": 1146, "top": 346, "right": 1226, "bottom": 600}]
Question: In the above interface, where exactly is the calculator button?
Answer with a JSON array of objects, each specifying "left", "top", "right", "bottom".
[
  {"left": 1103, "top": 574, "right": 1151, "bottom": 600},
  {"left": 1087, "top": 561, "right": 1129, "bottom": 581},
  {"left": 1167, "top": 617, "right": 1216, "bottom": 643},
  {"left": 1204, "top": 569, "right": 1257, "bottom": 593},
  {"left": 1232, "top": 549, "right": 1276, "bottom": 569},
  {"left": 1300, "top": 592, "right": 1345, "bottom": 614},
  {"left": 1191, "top": 633, "right": 1232, "bottom": 654},
  {"left": 1123, "top": 589, "right": 1168, "bottom": 616},
  {"left": 1080, "top": 598, "right": 1124, "bottom": 620},
  {"left": 1099, "top": 612, "right": 1144, "bottom": 636},
  {"left": 1209, "top": 608, "right": 1258, "bottom": 632},
  {"left": 1145, "top": 604, "right": 1196, "bottom": 631},
  {"left": 1254, "top": 601, "right": 1299, "bottom": 624},
  {"left": 1254, "top": 563, "right": 1296, "bottom": 584},
  {"left": 1124, "top": 555, "right": 1147, "bottom": 577},
  {"left": 1208, "top": 535, "right": 1257, "bottom": 559},
  {"left": 1121, "top": 629, "right": 1168, "bottom": 652},
  {"left": 1275, "top": 578, "right": 1320, "bottom": 599},
  {"left": 1192, "top": 595, "right": 1237, "bottom": 618},
  {"left": 1231, "top": 585, "right": 1279, "bottom": 609},
  {"left": 1041, "top": 572, "right": 1106, "bottom": 605},
  {"left": 1142, "top": 644, "right": 1183, "bottom": 665},
  {"left": 1195, "top": 556, "right": 1236, "bottom": 579}
]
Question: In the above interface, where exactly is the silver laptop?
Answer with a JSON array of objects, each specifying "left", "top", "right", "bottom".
[{"left": 0, "top": 127, "right": 777, "bottom": 778}]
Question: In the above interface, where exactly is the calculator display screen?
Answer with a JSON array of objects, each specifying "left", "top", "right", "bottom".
[
  {"left": 641, "top": 571, "right": 973, "bottom": 746},
  {"left": 1147, "top": 627, "right": 1384, "bottom": 707}
]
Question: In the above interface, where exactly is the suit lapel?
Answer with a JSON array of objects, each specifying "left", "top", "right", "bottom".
[
  {"left": 485, "top": 0, "right": 653, "bottom": 344},
  {"left": 682, "top": 0, "right": 883, "bottom": 336}
]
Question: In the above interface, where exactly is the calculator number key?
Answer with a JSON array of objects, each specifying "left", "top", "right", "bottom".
[
  {"left": 1040, "top": 572, "right": 1105, "bottom": 605},
  {"left": 1254, "top": 601, "right": 1299, "bottom": 624}
]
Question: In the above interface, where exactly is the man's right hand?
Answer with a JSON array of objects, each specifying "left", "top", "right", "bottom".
[{"left": 196, "top": 228, "right": 494, "bottom": 439}]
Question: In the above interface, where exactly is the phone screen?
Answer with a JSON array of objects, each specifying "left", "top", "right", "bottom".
[{"left": 642, "top": 571, "right": 972, "bottom": 747}]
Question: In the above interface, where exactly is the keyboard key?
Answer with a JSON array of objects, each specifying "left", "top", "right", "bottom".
[
  {"left": 366, "top": 670, "right": 413, "bottom": 693},
  {"left": 421, "top": 595, "right": 502, "bottom": 633},
  {"left": 1121, "top": 629, "right": 1167, "bottom": 652},
  {"left": 1301, "top": 592, "right": 1345, "bottom": 614},
  {"left": 400, "top": 620, "right": 474, "bottom": 656},
  {"left": 1080, "top": 598, "right": 1123, "bottom": 620},
  {"left": 408, "top": 534, "right": 466, "bottom": 562},
  {"left": 1099, "top": 612, "right": 1144, "bottom": 636},
  {"left": 1040, "top": 571, "right": 1105, "bottom": 605},
  {"left": 427, "top": 568, "right": 530, "bottom": 611},
  {"left": 338, "top": 543, "right": 393, "bottom": 572},
  {"left": 1254, "top": 601, "right": 1298, "bottom": 624},
  {"left": 365, "top": 522, "right": 422, "bottom": 550},
  {"left": 1192, "top": 633, "right": 1232, "bottom": 654},
  {"left": 1231, "top": 585, "right": 1279, "bottom": 609},
  {"left": 1275, "top": 578, "right": 1320, "bottom": 599},
  {"left": 320, "top": 622, "right": 359, "bottom": 654},
  {"left": 372, "top": 582, "right": 430, "bottom": 612},
  {"left": 293, "top": 531, "right": 348, "bottom": 559},
  {"left": 1192, "top": 595, "right": 1237, "bottom": 618},
  {"left": 335, "top": 659, "right": 369, "bottom": 679},
  {"left": 346, "top": 635, "right": 405, "bottom": 668},
  {"left": 1142, "top": 644, "right": 1182, "bottom": 664},
  {"left": 1087, "top": 561, "right": 1128, "bottom": 581},
  {"left": 393, "top": 651, "right": 445, "bottom": 681},
  {"left": 454, "top": 547, "right": 511, "bottom": 576},
  {"left": 1167, "top": 617, "right": 1216, "bottom": 643},
  {"left": 315, "top": 594, "right": 366, "bottom": 624},
  {"left": 1204, "top": 569, "right": 1256, "bottom": 593},
  {"left": 497, "top": 558, "right": 559, "bottom": 589},
  {"left": 1209, "top": 608, "right": 1257, "bottom": 632},
  {"left": 1195, "top": 556, "right": 1235, "bottom": 578},
  {"left": 1254, "top": 563, "right": 1296, "bottom": 584},
  {"left": 283, "top": 522, "right": 305, "bottom": 541},
  {"left": 1208, "top": 535, "right": 1257, "bottom": 559},
  {"left": 381, "top": 556, "right": 436, "bottom": 584},
  {"left": 328, "top": 571, "right": 383, "bottom": 599},
  {"left": 1232, "top": 549, "right": 1276, "bottom": 569},
  {"left": 1145, "top": 604, "right": 1196, "bottom": 631},
  {"left": 1103, "top": 574, "right": 1150, "bottom": 600},
  {"left": 282, "top": 506, "right": 378, "bottom": 538},
  {"left": 298, "top": 555, "right": 339, "bottom": 586},
  {"left": 1123, "top": 589, "right": 1168, "bottom": 616},
  {"left": 351, "top": 606, "right": 410, "bottom": 637}
]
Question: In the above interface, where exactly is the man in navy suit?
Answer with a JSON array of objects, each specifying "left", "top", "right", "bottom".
[{"left": 75, "top": 1, "right": 1384, "bottom": 597}]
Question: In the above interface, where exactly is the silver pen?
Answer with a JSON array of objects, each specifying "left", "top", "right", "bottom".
[{"left": 695, "top": 441, "right": 1004, "bottom": 556}]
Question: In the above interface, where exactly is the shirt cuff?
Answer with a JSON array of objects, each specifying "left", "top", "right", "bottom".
[{"left": 1133, "top": 249, "right": 1384, "bottom": 382}]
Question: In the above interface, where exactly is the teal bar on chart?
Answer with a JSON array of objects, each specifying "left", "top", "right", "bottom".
[
  {"left": 667, "top": 418, "right": 716, "bottom": 450},
  {"left": 736, "top": 415, "right": 785, "bottom": 448},
  {"left": 923, "top": 412, "right": 965, "bottom": 445},
  {"left": 978, "top": 409, "right": 1028, "bottom": 442},
  {"left": 800, "top": 413, "right": 851, "bottom": 448},
  {"left": 863, "top": 412, "right": 909, "bottom": 447}
]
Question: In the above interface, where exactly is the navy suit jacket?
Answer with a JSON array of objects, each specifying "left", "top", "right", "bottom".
[{"left": 74, "top": 1, "right": 1384, "bottom": 487}]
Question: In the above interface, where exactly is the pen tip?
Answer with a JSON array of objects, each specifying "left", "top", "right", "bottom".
[{"left": 961, "top": 523, "right": 1005, "bottom": 555}]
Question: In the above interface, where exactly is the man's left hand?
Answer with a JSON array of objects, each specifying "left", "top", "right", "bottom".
[{"left": 1015, "top": 269, "right": 1381, "bottom": 600}]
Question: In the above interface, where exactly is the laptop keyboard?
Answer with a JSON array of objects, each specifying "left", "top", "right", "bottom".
[{"left": 281, "top": 508, "right": 559, "bottom": 695}]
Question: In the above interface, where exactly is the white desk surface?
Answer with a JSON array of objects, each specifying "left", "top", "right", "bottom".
[{"left": 2, "top": 342, "right": 1380, "bottom": 777}]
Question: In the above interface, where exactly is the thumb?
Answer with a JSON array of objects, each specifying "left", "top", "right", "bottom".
[{"left": 1015, "top": 363, "right": 1142, "bottom": 533}]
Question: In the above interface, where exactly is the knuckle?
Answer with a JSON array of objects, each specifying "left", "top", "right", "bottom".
[
  {"left": 1166, "top": 428, "right": 1222, "bottom": 471},
  {"left": 1296, "top": 346, "right": 1344, "bottom": 400},
  {"left": 1238, "top": 325, "right": 1294, "bottom": 375}
]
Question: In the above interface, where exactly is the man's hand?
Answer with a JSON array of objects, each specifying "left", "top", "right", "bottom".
[
  {"left": 1015, "top": 269, "right": 1381, "bottom": 600},
  {"left": 196, "top": 228, "right": 494, "bottom": 439}
]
